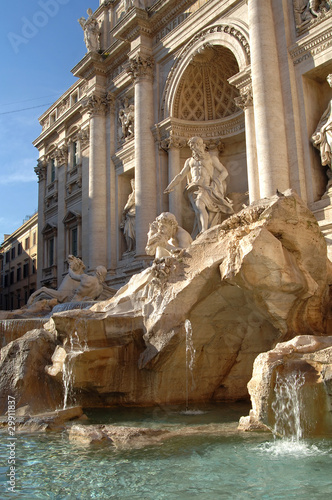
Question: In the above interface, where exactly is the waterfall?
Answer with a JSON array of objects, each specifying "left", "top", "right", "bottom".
[
  {"left": 272, "top": 371, "right": 305, "bottom": 441},
  {"left": 62, "top": 331, "right": 88, "bottom": 409},
  {"left": 184, "top": 319, "right": 196, "bottom": 412}
]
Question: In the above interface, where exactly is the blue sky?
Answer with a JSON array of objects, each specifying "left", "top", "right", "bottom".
[{"left": 0, "top": 0, "right": 98, "bottom": 242}]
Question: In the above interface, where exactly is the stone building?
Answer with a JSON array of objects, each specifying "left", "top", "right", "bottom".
[
  {"left": 33, "top": 0, "right": 332, "bottom": 289},
  {"left": 0, "top": 214, "right": 38, "bottom": 310}
]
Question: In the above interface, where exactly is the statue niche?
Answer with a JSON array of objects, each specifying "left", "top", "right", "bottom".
[
  {"left": 165, "top": 136, "right": 234, "bottom": 238},
  {"left": 120, "top": 178, "right": 136, "bottom": 253},
  {"left": 119, "top": 98, "right": 134, "bottom": 141}
]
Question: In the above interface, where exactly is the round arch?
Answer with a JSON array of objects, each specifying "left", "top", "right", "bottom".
[{"left": 162, "top": 21, "right": 250, "bottom": 120}]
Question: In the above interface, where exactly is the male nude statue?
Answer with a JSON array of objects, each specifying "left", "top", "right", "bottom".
[{"left": 164, "top": 136, "right": 233, "bottom": 237}]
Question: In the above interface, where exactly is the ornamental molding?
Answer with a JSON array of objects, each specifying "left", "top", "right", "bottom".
[
  {"left": 153, "top": 113, "right": 245, "bottom": 148},
  {"left": 289, "top": 24, "right": 332, "bottom": 65},
  {"left": 112, "top": 6, "right": 152, "bottom": 42},
  {"left": 127, "top": 54, "right": 154, "bottom": 81}
]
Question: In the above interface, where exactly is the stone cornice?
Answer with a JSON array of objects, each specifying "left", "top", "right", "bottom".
[
  {"left": 289, "top": 22, "right": 332, "bottom": 65},
  {"left": 71, "top": 51, "right": 108, "bottom": 80},
  {"left": 111, "top": 7, "right": 152, "bottom": 42},
  {"left": 147, "top": 0, "right": 196, "bottom": 36},
  {"left": 153, "top": 113, "right": 245, "bottom": 145}
]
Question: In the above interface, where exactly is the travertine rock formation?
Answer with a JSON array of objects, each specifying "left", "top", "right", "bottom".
[
  {"left": 0, "top": 329, "right": 63, "bottom": 415},
  {"left": 1, "top": 191, "right": 331, "bottom": 414},
  {"left": 43, "top": 191, "right": 331, "bottom": 408},
  {"left": 239, "top": 335, "right": 332, "bottom": 436}
]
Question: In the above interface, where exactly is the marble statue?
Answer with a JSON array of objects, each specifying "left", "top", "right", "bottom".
[
  {"left": 69, "top": 265, "right": 107, "bottom": 302},
  {"left": 119, "top": 98, "right": 134, "bottom": 140},
  {"left": 27, "top": 255, "right": 86, "bottom": 306},
  {"left": 145, "top": 212, "right": 192, "bottom": 259},
  {"left": 312, "top": 74, "right": 332, "bottom": 194},
  {"left": 78, "top": 9, "right": 100, "bottom": 52},
  {"left": 120, "top": 178, "right": 136, "bottom": 252},
  {"left": 119, "top": 98, "right": 135, "bottom": 140},
  {"left": 164, "top": 136, "right": 234, "bottom": 238}
]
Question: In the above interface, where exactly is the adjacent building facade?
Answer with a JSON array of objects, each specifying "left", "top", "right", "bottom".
[
  {"left": 33, "top": 0, "right": 332, "bottom": 289},
  {"left": 0, "top": 214, "right": 38, "bottom": 310}
]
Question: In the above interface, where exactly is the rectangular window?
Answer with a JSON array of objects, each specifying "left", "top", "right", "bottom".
[
  {"left": 71, "top": 227, "right": 78, "bottom": 256},
  {"left": 32, "top": 259, "right": 36, "bottom": 274},
  {"left": 5, "top": 251, "right": 10, "bottom": 264},
  {"left": 73, "top": 142, "right": 78, "bottom": 167},
  {"left": 4, "top": 274, "right": 8, "bottom": 287},
  {"left": 49, "top": 238, "right": 54, "bottom": 267},
  {"left": 25, "top": 237, "right": 30, "bottom": 250},
  {"left": 10, "top": 271, "right": 14, "bottom": 285},
  {"left": 11, "top": 247, "right": 15, "bottom": 260},
  {"left": 23, "top": 263, "right": 29, "bottom": 278},
  {"left": 17, "top": 267, "right": 21, "bottom": 282},
  {"left": 51, "top": 158, "right": 56, "bottom": 183},
  {"left": 33, "top": 232, "right": 37, "bottom": 246},
  {"left": 18, "top": 242, "right": 22, "bottom": 255}
]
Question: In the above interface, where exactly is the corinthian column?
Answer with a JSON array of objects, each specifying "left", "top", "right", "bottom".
[
  {"left": 248, "top": 0, "right": 290, "bottom": 197},
  {"left": 127, "top": 54, "right": 157, "bottom": 256},
  {"left": 84, "top": 92, "right": 112, "bottom": 270},
  {"left": 235, "top": 84, "right": 260, "bottom": 202}
]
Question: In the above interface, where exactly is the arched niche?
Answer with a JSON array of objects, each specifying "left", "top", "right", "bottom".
[{"left": 158, "top": 27, "right": 250, "bottom": 232}]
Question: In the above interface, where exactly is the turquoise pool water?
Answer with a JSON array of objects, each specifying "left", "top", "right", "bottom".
[{"left": 1, "top": 404, "right": 331, "bottom": 499}]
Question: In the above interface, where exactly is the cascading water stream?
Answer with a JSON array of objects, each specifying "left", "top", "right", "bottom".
[
  {"left": 184, "top": 319, "right": 196, "bottom": 412},
  {"left": 272, "top": 371, "right": 305, "bottom": 442},
  {"left": 62, "top": 331, "right": 88, "bottom": 409}
]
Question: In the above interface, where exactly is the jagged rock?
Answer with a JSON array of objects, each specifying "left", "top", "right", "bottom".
[
  {"left": 43, "top": 191, "right": 332, "bottom": 407},
  {"left": 68, "top": 422, "right": 239, "bottom": 448},
  {"left": 239, "top": 335, "right": 332, "bottom": 436},
  {"left": 0, "top": 329, "right": 63, "bottom": 415},
  {"left": 0, "top": 406, "right": 84, "bottom": 432},
  {"left": 1, "top": 192, "right": 331, "bottom": 411}
]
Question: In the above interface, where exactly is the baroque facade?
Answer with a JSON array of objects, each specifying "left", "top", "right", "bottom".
[{"left": 33, "top": 0, "right": 332, "bottom": 288}]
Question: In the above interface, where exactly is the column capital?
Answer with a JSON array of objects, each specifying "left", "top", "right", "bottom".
[
  {"left": 83, "top": 91, "right": 115, "bottom": 116},
  {"left": 234, "top": 84, "right": 253, "bottom": 110},
  {"left": 54, "top": 144, "right": 68, "bottom": 165},
  {"left": 34, "top": 159, "right": 46, "bottom": 182},
  {"left": 127, "top": 54, "right": 154, "bottom": 82},
  {"left": 160, "top": 134, "right": 186, "bottom": 151}
]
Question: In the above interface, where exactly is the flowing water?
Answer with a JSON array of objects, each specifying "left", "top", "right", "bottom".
[
  {"left": 184, "top": 319, "right": 196, "bottom": 413},
  {"left": 62, "top": 332, "right": 88, "bottom": 409},
  {"left": 1, "top": 403, "right": 331, "bottom": 499}
]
